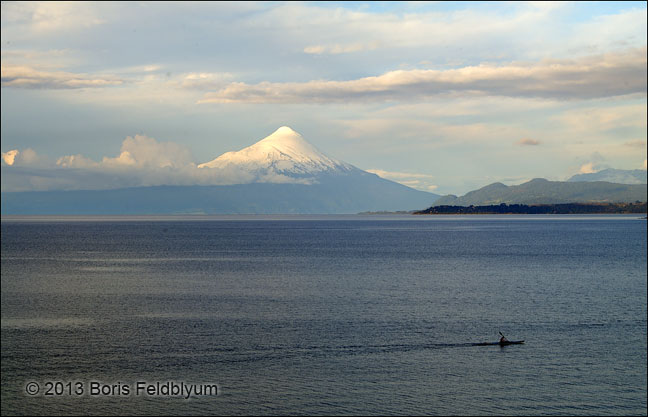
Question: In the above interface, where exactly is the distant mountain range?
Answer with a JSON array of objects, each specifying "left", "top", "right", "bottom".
[
  {"left": 433, "top": 178, "right": 647, "bottom": 207},
  {"left": 4, "top": 127, "right": 646, "bottom": 215},
  {"left": 567, "top": 168, "right": 647, "bottom": 184},
  {"left": 1, "top": 127, "right": 439, "bottom": 214}
]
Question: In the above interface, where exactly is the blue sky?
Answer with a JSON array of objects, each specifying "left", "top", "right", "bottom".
[{"left": 1, "top": 1, "right": 646, "bottom": 194}]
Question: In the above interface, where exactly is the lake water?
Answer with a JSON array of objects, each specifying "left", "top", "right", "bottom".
[{"left": 1, "top": 215, "right": 646, "bottom": 415}]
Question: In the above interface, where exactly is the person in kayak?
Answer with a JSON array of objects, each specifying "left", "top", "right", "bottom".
[{"left": 499, "top": 335, "right": 509, "bottom": 343}]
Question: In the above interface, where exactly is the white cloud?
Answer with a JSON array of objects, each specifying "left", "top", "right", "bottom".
[
  {"left": 366, "top": 169, "right": 438, "bottom": 192},
  {"left": 2, "top": 150, "right": 19, "bottom": 166},
  {"left": 570, "top": 8, "right": 647, "bottom": 55},
  {"left": 179, "top": 72, "right": 234, "bottom": 90},
  {"left": 642, "top": 159, "right": 647, "bottom": 170},
  {"left": 99, "top": 134, "right": 193, "bottom": 169},
  {"left": 55, "top": 134, "right": 196, "bottom": 172},
  {"left": 199, "top": 48, "right": 647, "bottom": 103},
  {"left": 304, "top": 41, "right": 381, "bottom": 55},
  {"left": 56, "top": 154, "right": 99, "bottom": 169},
  {"left": 1, "top": 2, "right": 105, "bottom": 34},
  {"left": 579, "top": 162, "right": 598, "bottom": 174},
  {"left": 1, "top": 64, "right": 124, "bottom": 89},
  {"left": 517, "top": 138, "right": 541, "bottom": 146},
  {"left": 255, "top": 1, "right": 644, "bottom": 65},
  {"left": 261, "top": 2, "right": 558, "bottom": 58},
  {"left": 1, "top": 148, "right": 45, "bottom": 166},
  {"left": 0, "top": 49, "right": 79, "bottom": 70}
]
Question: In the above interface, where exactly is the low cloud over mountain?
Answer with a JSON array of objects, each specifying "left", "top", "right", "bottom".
[
  {"left": 1, "top": 127, "right": 440, "bottom": 214},
  {"left": 568, "top": 168, "right": 647, "bottom": 185},
  {"left": 2, "top": 129, "right": 338, "bottom": 191}
]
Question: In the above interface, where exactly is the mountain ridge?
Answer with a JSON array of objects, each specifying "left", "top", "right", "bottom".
[{"left": 434, "top": 178, "right": 647, "bottom": 206}]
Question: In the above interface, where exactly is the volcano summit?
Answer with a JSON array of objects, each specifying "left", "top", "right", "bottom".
[{"left": 198, "top": 126, "right": 354, "bottom": 178}]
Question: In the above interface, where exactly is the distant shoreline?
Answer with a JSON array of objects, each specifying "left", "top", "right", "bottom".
[{"left": 413, "top": 202, "right": 647, "bottom": 215}]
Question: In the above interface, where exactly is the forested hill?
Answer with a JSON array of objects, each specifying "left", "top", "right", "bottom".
[{"left": 414, "top": 202, "right": 648, "bottom": 215}]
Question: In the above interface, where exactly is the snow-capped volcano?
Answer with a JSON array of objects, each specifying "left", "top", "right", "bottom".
[
  {"left": 1, "top": 126, "right": 441, "bottom": 214},
  {"left": 198, "top": 126, "right": 354, "bottom": 180}
]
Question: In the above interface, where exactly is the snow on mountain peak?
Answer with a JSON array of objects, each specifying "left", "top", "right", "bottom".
[
  {"left": 256, "top": 126, "right": 322, "bottom": 160},
  {"left": 273, "top": 126, "right": 298, "bottom": 135},
  {"left": 197, "top": 127, "right": 354, "bottom": 179}
]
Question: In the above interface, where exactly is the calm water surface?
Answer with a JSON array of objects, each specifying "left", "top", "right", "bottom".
[{"left": 1, "top": 215, "right": 646, "bottom": 415}]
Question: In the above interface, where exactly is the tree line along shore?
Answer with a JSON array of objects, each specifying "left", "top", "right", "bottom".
[{"left": 414, "top": 202, "right": 648, "bottom": 215}]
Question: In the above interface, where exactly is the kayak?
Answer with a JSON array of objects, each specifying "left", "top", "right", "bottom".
[{"left": 473, "top": 340, "right": 524, "bottom": 346}]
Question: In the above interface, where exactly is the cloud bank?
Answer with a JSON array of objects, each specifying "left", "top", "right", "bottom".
[
  {"left": 199, "top": 48, "right": 647, "bottom": 104},
  {"left": 56, "top": 135, "right": 194, "bottom": 170},
  {"left": 1, "top": 134, "right": 322, "bottom": 192}
]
